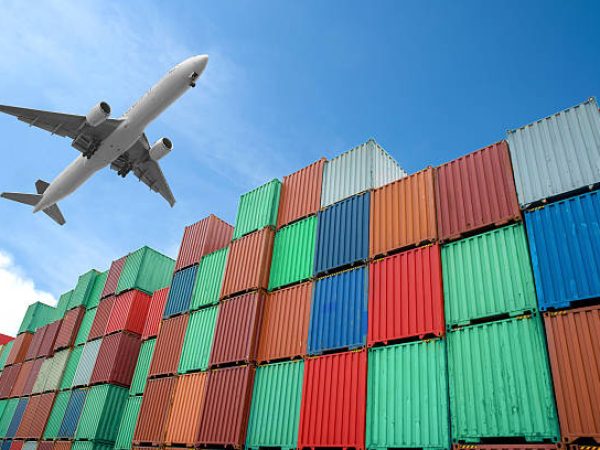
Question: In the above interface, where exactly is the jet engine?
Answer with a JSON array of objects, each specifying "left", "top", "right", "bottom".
[
  {"left": 149, "top": 138, "right": 173, "bottom": 161},
  {"left": 85, "top": 102, "right": 111, "bottom": 127}
]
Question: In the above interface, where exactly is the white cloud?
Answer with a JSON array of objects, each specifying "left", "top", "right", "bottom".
[{"left": 0, "top": 250, "right": 55, "bottom": 336}]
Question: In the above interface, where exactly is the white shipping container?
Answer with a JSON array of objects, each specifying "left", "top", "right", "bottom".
[{"left": 71, "top": 339, "right": 101, "bottom": 387}]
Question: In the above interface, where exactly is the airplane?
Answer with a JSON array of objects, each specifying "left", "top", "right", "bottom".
[{"left": 0, "top": 54, "right": 209, "bottom": 225}]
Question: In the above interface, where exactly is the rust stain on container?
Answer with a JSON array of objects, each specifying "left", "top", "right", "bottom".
[
  {"left": 106, "top": 290, "right": 151, "bottom": 336},
  {"left": 6, "top": 332, "right": 33, "bottom": 365},
  {"left": 175, "top": 215, "right": 233, "bottom": 272},
  {"left": 257, "top": 282, "right": 312, "bottom": 363},
  {"left": 370, "top": 167, "right": 438, "bottom": 258},
  {"left": 436, "top": 141, "right": 521, "bottom": 242},
  {"left": 54, "top": 307, "right": 84, "bottom": 351},
  {"left": 164, "top": 372, "right": 207, "bottom": 446},
  {"left": 91, "top": 331, "right": 141, "bottom": 387},
  {"left": 221, "top": 228, "right": 274, "bottom": 299},
  {"left": 142, "top": 287, "right": 169, "bottom": 341},
  {"left": 102, "top": 256, "right": 127, "bottom": 299},
  {"left": 88, "top": 296, "right": 115, "bottom": 341},
  {"left": 134, "top": 376, "right": 176, "bottom": 446},
  {"left": 149, "top": 314, "right": 188, "bottom": 377}
]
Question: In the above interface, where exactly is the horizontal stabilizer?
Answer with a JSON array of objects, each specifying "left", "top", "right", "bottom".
[
  {"left": 35, "top": 180, "right": 50, "bottom": 194},
  {"left": 42, "top": 204, "right": 66, "bottom": 225},
  {"left": 0, "top": 192, "right": 42, "bottom": 206}
]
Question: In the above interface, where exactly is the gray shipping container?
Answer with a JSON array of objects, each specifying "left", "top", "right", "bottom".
[
  {"left": 72, "top": 339, "right": 101, "bottom": 387},
  {"left": 32, "top": 348, "right": 70, "bottom": 394}
]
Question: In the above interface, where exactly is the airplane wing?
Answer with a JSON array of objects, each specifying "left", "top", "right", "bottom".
[{"left": 110, "top": 134, "right": 176, "bottom": 207}]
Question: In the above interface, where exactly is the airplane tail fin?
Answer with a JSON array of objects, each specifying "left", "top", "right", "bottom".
[{"left": 1, "top": 180, "right": 66, "bottom": 225}]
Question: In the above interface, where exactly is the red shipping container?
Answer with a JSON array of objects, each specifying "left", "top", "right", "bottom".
[
  {"left": 11, "top": 359, "right": 34, "bottom": 397},
  {"left": 6, "top": 332, "right": 33, "bottom": 365},
  {"left": 9, "top": 441, "right": 23, "bottom": 450},
  {"left": 22, "top": 358, "right": 44, "bottom": 396},
  {"left": 0, "top": 363, "right": 21, "bottom": 398},
  {"left": 298, "top": 350, "right": 367, "bottom": 449},
  {"left": 277, "top": 158, "right": 326, "bottom": 228},
  {"left": 53, "top": 441, "right": 72, "bottom": 450},
  {"left": 175, "top": 215, "right": 233, "bottom": 272},
  {"left": 38, "top": 442, "right": 54, "bottom": 450},
  {"left": 164, "top": 372, "right": 207, "bottom": 446},
  {"left": 54, "top": 307, "right": 85, "bottom": 351},
  {"left": 0, "top": 334, "right": 13, "bottom": 345},
  {"left": 16, "top": 392, "right": 55, "bottom": 439},
  {"left": 209, "top": 292, "right": 264, "bottom": 367},
  {"left": 88, "top": 296, "right": 115, "bottom": 341},
  {"left": 368, "top": 244, "right": 445, "bottom": 346},
  {"left": 38, "top": 320, "right": 61, "bottom": 358},
  {"left": 149, "top": 314, "right": 188, "bottom": 377},
  {"left": 101, "top": 255, "right": 127, "bottom": 298},
  {"left": 134, "top": 376, "right": 176, "bottom": 445},
  {"left": 220, "top": 228, "right": 274, "bottom": 299},
  {"left": 142, "top": 287, "right": 169, "bottom": 340},
  {"left": 106, "top": 290, "right": 151, "bottom": 336},
  {"left": 90, "top": 331, "right": 141, "bottom": 387},
  {"left": 25, "top": 326, "right": 46, "bottom": 361},
  {"left": 196, "top": 365, "right": 255, "bottom": 448},
  {"left": 437, "top": 141, "right": 521, "bottom": 242}
]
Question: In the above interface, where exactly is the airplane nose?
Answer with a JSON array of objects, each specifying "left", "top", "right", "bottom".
[{"left": 195, "top": 55, "right": 209, "bottom": 74}]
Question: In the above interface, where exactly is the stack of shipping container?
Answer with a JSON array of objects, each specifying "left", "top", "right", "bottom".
[{"left": 1, "top": 97, "right": 600, "bottom": 450}]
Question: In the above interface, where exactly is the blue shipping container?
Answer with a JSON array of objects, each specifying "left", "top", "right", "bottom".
[
  {"left": 1, "top": 441, "right": 11, "bottom": 450},
  {"left": 308, "top": 266, "right": 368, "bottom": 354},
  {"left": 314, "top": 192, "right": 369, "bottom": 276},
  {"left": 525, "top": 190, "right": 600, "bottom": 310},
  {"left": 163, "top": 265, "right": 198, "bottom": 318},
  {"left": 5, "top": 398, "right": 27, "bottom": 438},
  {"left": 58, "top": 388, "right": 87, "bottom": 438}
]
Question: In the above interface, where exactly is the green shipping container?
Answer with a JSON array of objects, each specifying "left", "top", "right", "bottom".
[
  {"left": 0, "top": 398, "right": 18, "bottom": 436},
  {"left": 0, "top": 399, "right": 7, "bottom": 426},
  {"left": 60, "top": 346, "right": 83, "bottom": 390},
  {"left": 178, "top": 306, "right": 218, "bottom": 373},
  {"left": 71, "top": 441, "right": 113, "bottom": 450},
  {"left": 0, "top": 341, "right": 13, "bottom": 370},
  {"left": 130, "top": 338, "right": 156, "bottom": 396},
  {"left": 75, "top": 384, "right": 128, "bottom": 442},
  {"left": 87, "top": 271, "right": 108, "bottom": 310},
  {"left": 233, "top": 178, "right": 281, "bottom": 239},
  {"left": 56, "top": 290, "right": 74, "bottom": 317},
  {"left": 442, "top": 223, "right": 538, "bottom": 327},
  {"left": 268, "top": 216, "right": 317, "bottom": 290},
  {"left": 366, "top": 339, "right": 450, "bottom": 450},
  {"left": 44, "top": 390, "right": 71, "bottom": 438},
  {"left": 74, "top": 308, "right": 97, "bottom": 346},
  {"left": 19, "top": 301, "right": 56, "bottom": 333},
  {"left": 116, "top": 246, "right": 175, "bottom": 295},
  {"left": 447, "top": 315, "right": 559, "bottom": 442},
  {"left": 191, "top": 248, "right": 228, "bottom": 310},
  {"left": 114, "top": 395, "right": 143, "bottom": 450},
  {"left": 246, "top": 360, "right": 304, "bottom": 450},
  {"left": 69, "top": 270, "right": 100, "bottom": 310}
]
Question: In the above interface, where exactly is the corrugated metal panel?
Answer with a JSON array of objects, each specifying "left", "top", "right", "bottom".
[
  {"left": 86, "top": 270, "right": 107, "bottom": 310},
  {"left": 54, "top": 307, "right": 84, "bottom": 351},
  {"left": 321, "top": 139, "right": 406, "bottom": 207},
  {"left": 130, "top": 338, "right": 156, "bottom": 396},
  {"left": 257, "top": 282, "right": 312, "bottom": 363},
  {"left": 269, "top": 216, "right": 316, "bottom": 290},
  {"left": 6, "top": 332, "right": 32, "bottom": 365},
  {"left": 102, "top": 256, "right": 127, "bottom": 299},
  {"left": 178, "top": 306, "right": 218, "bottom": 373},
  {"left": 25, "top": 327, "right": 45, "bottom": 361},
  {"left": 298, "top": 350, "right": 367, "bottom": 448},
  {"left": 525, "top": 190, "right": 600, "bottom": 310},
  {"left": 106, "top": 290, "right": 151, "bottom": 335},
  {"left": 60, "top": 345, "right": 82, "bottom": 390},
  {"left": 246, "top": 360, "right": 303, "bottom": 450},
  {"left": 68, "top": 270, "right": 99, "bottom": 310},
  {"left": 0, "top": 364, "right": 21, "bottom": 399},
  {"left": 149, "top": 314, "right": 188, "bottom": 377},
  {"left": 43, "top": 390, "right": 69, "bottom": 439},
  {"left": 88, "top": 297, "right": 114, "bottom": 341},
  {"left": 369, "top": 245, "right": 445, "bottom": 345},
  {"left": 197, "top": 365, "right": 255, "bottom": 448},
  {"left": 165, "top": 372, "right": 207, "bottom": 445},
  {"left": 53, "top": 442, "right": 72, "bottom": 450},
  {"left": 174, "top": 214, "right": 233, "bottom": 272},
  {"left": 314, "top": 193, "right": 370, "bottom": 275},
  {"left": 191, "top": 248, "right": 228, "bottom": 310},
  {"left": 277, "top": 158, "right": 326, "bottom": 228},
  {"left": 367, "top": 339, "right": 449, "bottom": 449},
  {"left": 11, "top": 359, "right": 33, "bottom": 397},
  {"left": 32, "top": 357, "right": 52, "bottom": 394},
  {"left": 221, "top": 228, "right": 274, "bottom": 299},
  {"left": 437, "top": 141, "right": 521, "bottom": 242},
  {"left": 0, "top": 341, "right": 13, "bottom": 371},
  {"left": 0, "top": 399, "right": 9, "bottom": 429},
  {"left": 0, "top": 398, "right": 18, "bottom": 436},
  {"left": 6, "top": 398, "right": 28, "bottom": 437},
  {"left": 37, "top": 441, "right": 53, "bottom": 450},
  {"left": 309, "top": 267, "right": 367, "bottom": 354},
  {"left": 73, "top": 307, "right": 96, "bottom": 346},
  {"left": 447, "top": 315, "right": 559, "bottom": 441},
  {"left": 115, "top": 395, "right": 143, "bottom": 450},
  {"left": 21, "top": 358, "right": 43, "bottom": 396},
  {"left": 71, "top": 339, "right": 101, "bottom": 387},
  {"left": 233, "top": 179, "right": 281, "bottom": 239},
  {"left": 544, "top": 306, "right": 600, "bottom": 442},
  {"left": 507, "top": 98, "right": 600, "bottom": 207},
  {"left": 1, "top": 441, "right": 12, "bottom": 450},
  {"left": 34, "top": 348, "right": 69, "bottom": 393},
  {"left": 370, "top": 167, "right": 438, "bottom": 257},
  {"left": 442, "top": 223, "right": 538, "bottom": 326},
  {"left": 209, "top": 291, "right": 264, "bottom": 367},
  {"left": 15, "top": 394, "right": 37, "bottom": 438},
  {"left": 60, "top": 390, "right": 88, "bottom": 439},
  {"left": 75, "top": 384, "right": 128, "bottom": 442},
  {"left": 38, "top": 319, "right": 61, "bottom": 357},
  {"left": 142, "top": 287, "right": 168, "bottom": 340},
  {"left": 71, "top": 442, "right": 111, "bottom": 450},
  {"left": 21, "top": 443, "right": 36, "bottom": 450},
  {"left": 18, "top": 303, "right": 55, "bottom": 335},
  {"left": 116, "top": 247, "right": 175, "bottom": 295},
  {"left": 90, "top": 332, "right": 141, "bottom": 387},
  {"left": 25, "top": 392, "right": 55, "bottom": 439},
  {"left": 134, "top": 376, "right": 176, "bottom": 445},
  {"left": 163, "top": 266, "right": 197, "bottom": 318},
  {"left": 9, "top": 442, "right": 22, "bottom": 450},
  {"left": 55, "top": 290, "right": 73, "bottom": 318}
]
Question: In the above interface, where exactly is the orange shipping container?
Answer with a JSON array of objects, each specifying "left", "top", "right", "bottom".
[
  {"left": 88, "top": 296, "right": 115, "bottom": 341},
  {"left": 257, "top": 282, "right": 312, "bottom": 363},
  {"left": 164, "top": 372, "right": 207, "bottom": 446},
  {"left": 370, "top": 167, "right": 437, "bottom": 258},
  {"left": 53, "top": 442, "right": 72, "bottom": 450},
  {"left": 54, "top": 307, "right": 85, "bottom": 351},
  {"left": 134, "top": 376, "right": 177, "bottom": 445},
  {"left": 149, "top": 314, "right": 188, "bottom": 377},
  {"left": 21, "top": 358, "right": 44, "bottom": 396},
  {"left": 11, "top": 359, "right": 34, "bottom": 397},
  {"left": 16, "top": 392, "right": 55, "bottom": 439},
  {"left": 6, "top": 332, "right": 33, "bottom": 365}
]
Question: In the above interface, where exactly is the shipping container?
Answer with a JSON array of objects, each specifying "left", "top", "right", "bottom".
[
  {"left": 197, "top": 365, "right": 255, "bottom": 448},
  {"left": 210, "top": 292, "right": 264, "bottom": 367},
  {"left": 298, "top": 350, "right": 367, "bottom": 449},
  {"left": 366, "top": 339, "right": 449, "bottom": 450},
  {"left": 60, "top": 346, "right": 82, "bottom": 390},
  {"left": 6, "top": 398, "right": 28, "bottom": 438},
  {"left": 246, "top": 360, "right": 304, "bottom": 450},
  {"left": 370, "top": 167, "right": 438, "bottom": 257},
  {"left": 86, "top": 271, "right": 108, "bottom": 310},
  {"left": 38, "top": 443, "right": 53, "bottom": 450},
  {"left": 58, "top": 388, "right": 87, "bottom": 438},
  {"left": 544, "top": 306, "right": 600, "bottom": 443},
  {"left": 25, "top": 327, "right": 45, "bottom": 361},
  {"left": 0, "top": 364, "right": 21, "bottom": 399},
  {"left": 11, "top": 359, "right": 33, "bottom": 397},
  {"left": 8, "top": 441, "right": 22, "bottom": 450},
  {"left": 130, "top": 338, "right": 156, "bottom": 396},
  {"left": 436, "top": 141, "right": 521, "bottom": 242},
  {"left": 106, "top": 290, "right": 151, "bottom": 335},
  {"left": 54, "top": 307, "right": 84, "bottom": 351},
  {"left": 163, "top": 266, "right": 197, "bottom": 318},
  {"left": 191, "top": 248, "right": 228, "bottom": 310},
  {"left": 174, "top": 214, "right": 233, "bottom": 271},
  {"left": 18, "top": 303, "right": 55, "bottom": 335},
  {"left": 73, "top": 308, "right": 96, "bottom": 346},
  {"left": 525, "top": 190, "right": 600, "bottom": 311},
  {"left": 0, "top": 342, "right": 14, "bottom": 371},
  {"left": 134, "top": 376, "right": 176, "bottom": 445},
  {"left": 75, "top": 384, "right": 128, "bottom": 442},
  {"left": 17, "top": 392, "right": 55, "bottom": 439},
  {"left": 71, "top": 442, "right": 112, "bottom": 450},
  {"left": 21, "top": 358, "right": 43, "bottom": 396},
  {"left": 38, "top": 320, "right": 61, "bottom": 357},
  {"left": 102, "top": 256, "right": 127, "bottom": 299},
  {"left": 21, "top": 443, "right": 36, "bottom": 450},
  {"left": 257, "top": 282, "right": 312, "bottom": 363},
  {"left": 142, "top": 287, "right": 168, "bottom": 340},
  {"left": 55, "top": 291, "right": 73, "bottom": 318},
  {"left": 178, "top": 306, "right": 218, "bottom": 373},
  {"left": 309, "top": 267, "right": 367, "bottom": 355},
  {"left": 221, "top": 227, "right": 274, "bottom": 298},
  {"left": 6, "top": 333, "right": 33, "bottom": 366},
  {"left": 33, "top": 348, "right": 70, "bottom": 393},
  {"left": 90, "top": 331, "right": 141, "bottom": 387},
  {"left": 507, "top": 98, "right": 600, "bottom": 207},
  {"left": 42, "top": 390, "right": 69, "bottom": 439},
  {"left": 233, "top": 179, "right": 281, "bottom": 239},
  {"left": 321, "top": 139, "right": 406, "bottom": 208},
  {"left": 165, "top": 372, "right": 207, "bottom": 446},
  {"left": 447, "top": 315, "right": 559, "bottom": 442},
  {"left": 68, "top": 270, "right": 100, "bottom": 310},
  {"left": 0, "top": 335, "right": 12, "bottom": 346},
  {"left": 53, "top": 442, "right": 72, "bottom": 450},
  {"left": 88, "top": 297, "right": 115, "bottom": 341},
  {"left": 0, "top": 398, "right": 18, "bottom": 436},
  {"left": 116, "top": 246, "right": 175, "bottom": 295},
  {"left": 0, "top": 399, "right": 8, "bottom": 428},
  {"left": 1, "top": 442, "right": 12, "bottom": 450},
  {"left": 369, "top": 245, "right": 444, "bottom": 345},
  {"left": 314, "top": 193, "right": 370, "bottom": 275},
  {"left": 148, "top": 314, "right": 188, "bottom": 377},
  {"left": 451, "top": 446, "right": 558, "bottom": 450},
  {"left": 71, "top": 339, "right": 101, "bottom": 387},
  {"left": 114, "top": 395, "right": 143, "bottom": 450},
  {"left": 442, "top": 223, "right": 538, "bottom": 326}
]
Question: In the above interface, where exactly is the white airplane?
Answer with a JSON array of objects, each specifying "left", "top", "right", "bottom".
[{"left": 0, "top": 54, "right": 209, "bottom": 225}]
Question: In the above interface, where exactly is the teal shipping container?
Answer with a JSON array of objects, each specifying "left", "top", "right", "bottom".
[
  {"left": 0, "top": 398, "right": 18, "bottom": 436},
  {"left": 68, "top": 270, "right": 100, "bottom": 310},
  {"left": 114, "top": 395, "right": 143, "bottom": 450},
  {"left": 87, "top": 271, "right": 108, "bottom": 310},
  {"left": 43, "top": 390, "right": 70, "bottom": 439},
  {"left": 178, "top": 306, "right": 218, "bottom": 373},
  {"left": 75, "top": 383, "right": 128, "bottom": 442},
  {"left": 191, "top": 248, "right": 228, "bottom": 310},
  {"left": 74, "top": 307, "right": 97, "bottom": 346},
  {"left": 116, "top": 246, "right": 175, "bottom": 295},
  {"left": 233, "top": 178, "right": 281, "bottom": 239},
  {"left": 18, "top": 302, "right": 56, "bottom": 334},
  {"left": 130, "top": 338, "right": 156, "bottom": 395},
  {"left": 55, "top": 290, "right": 74, "bottom": 318},
  {"left": 60, "top": 346, "right": 83, "bottom": 390}
]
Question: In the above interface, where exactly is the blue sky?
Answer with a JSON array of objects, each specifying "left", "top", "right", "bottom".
[{"left": 0, "top": 0, "right": 598, "bottom": 334}]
